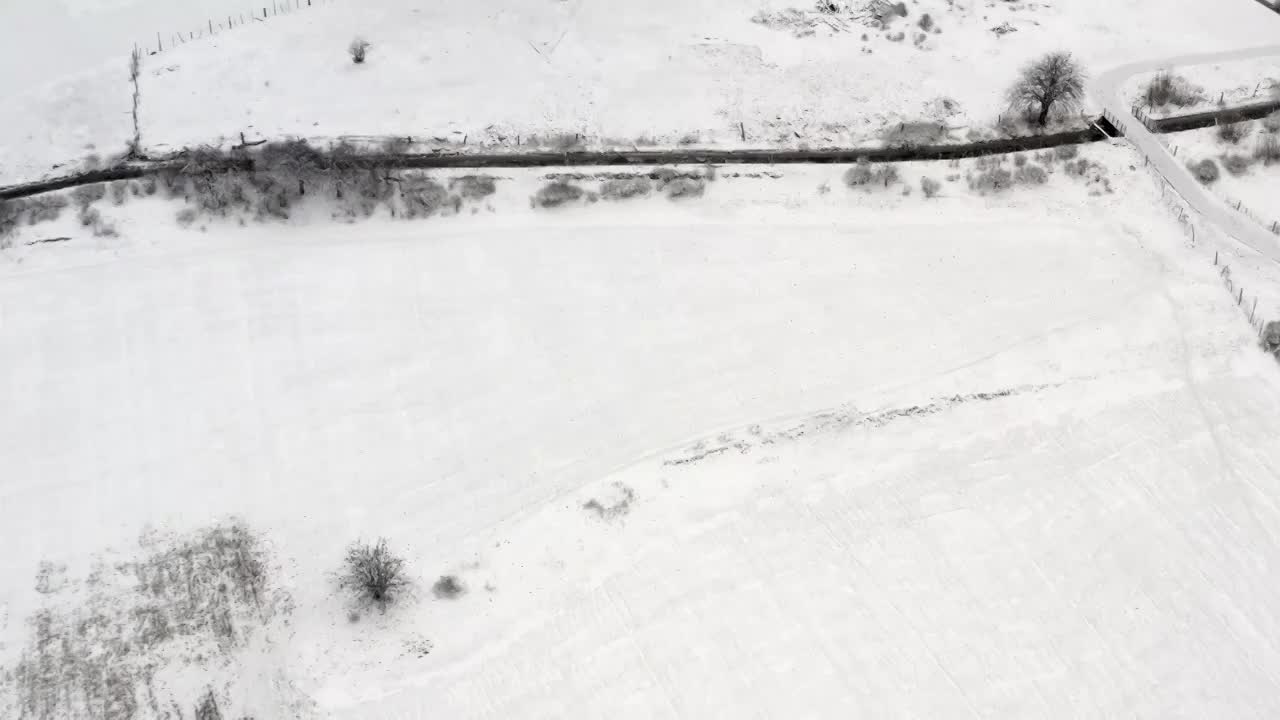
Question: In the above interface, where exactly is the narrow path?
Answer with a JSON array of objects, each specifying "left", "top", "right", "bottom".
[{"left": 1095, "top": 45, "right": 1280, "bottom": 264}]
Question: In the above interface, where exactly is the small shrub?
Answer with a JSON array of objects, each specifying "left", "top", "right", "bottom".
[
  {"left": 1217, "top": 120, "right": 1250, "bottom": 145},
  {"left": 843, "top": 159, "right": 874, "bottom": 188},
  {"left": 138, "top": 175, "right": 158, "bottom": 196},
  {"left": 71, "top": 183, "right": 107, "bottom": 208},
  {"left": 0, "top": 199, "right": 22, "bottom": 236},
  {"left": 601, "top": 177, "right": 653, "bottom": 200},
  {"left": 872, "top": 164, "right": 900, "bottom": 187},
  {"left": 534, "top": 179, "right": 585, "bottom": 208},
  {"left": 1222, "top": 153, "right": 1253, "bottom": 176},
  {"left": 1015, "top": 164, "right": 1048, "bottom": 185},
  {"left": 176, "top": 207, "right": 199, "bottom": 227},
  {"left": 349, "top": 38, "right": 370, "bottom": 64},
  {"left": 1143, "top": 72, "right": 1201, "bottom": 108},
  {"left": 78, "top": 205, "right": 101, "bottom": 227},
  {"left": 1013, "top": 153, "right": 1028, "bottom": 167},
  {"left": 432, "top": 575, "right": 466, "bottom": 600},
  {"left": 921, "top": 176, "right": 941, "bottom": 198},
  {"left": 918, "top": 13, "right": 933, "bottom": 31},
  {"left": 663, "top": 177, "right": 706, "bottom": 199},
  {"left": 1053, "top": 144, "right": 1079, "bottom": 161},
  {"left": 1190, "top": 158, "right": 1220, "bottom": 185},
  {"left": 340, "top": 538, "right": 409, "bottom": 610},
  {"left": 25, "top": 194, "right": 69, "bottom": 225},
  {"left": 401, "top": 176, "right": 457, "bottom": 218},
  {"left": 1263, "top": 110, "right": 1280, "bottom": 133},
  {"left": 448, "top": 175, "right": 497, "bottom": 201},
  {"left": 109, "top": 180, "right": 129, "bottom": 206},
  {"left": 969, "top": 167, "right": 1013, "bottom": 194},
  {"left": 1255, "top": 135, "right": 1280, "bottom": 165}
]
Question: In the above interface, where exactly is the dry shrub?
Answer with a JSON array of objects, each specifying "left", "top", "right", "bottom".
[
  {"left": 1255, "top": 135, "right": 1280, "bottom": 165},
  {"left": 349, "top": 38, "right": 370, "bottom": 64},
  {"left": 1015, "top": 164, "right": 1048, "bottom": 186},
  {"left": 969, "top": 167, "right": 1014, "bottom": 194},
  {"left": 1143, "top": 72, "right": 1201, "bottom": 108},
  {"left": 601, "top": 176, "right": 653, "bottom": 200},
  {"left": 401, "top": 175, "right": 457, "bottom": 218},
  {"left": 448, "top": 175, "right": 497, "bottom": 201},
  {"left": 921, "top": 176, "right": 941, "bottom": 198},
  {"left": 340, "top": 538, "right": 409, "bottom": 610},
  {"left": 71, "top": 183, "right": 107, "bottom": 208},
  {"left": 1053, "top": 144, "right": 1079, "bottom": 161},
  {"left": 1222, "top": 153, "right": 1253, "bottom": 176},
  {"left": 1190, "top": 158, "right": 1220, "bottom": 184},
  {"left": 432, "top": 575, "right": 466, "bottom": 600},
  {"left": 1217, "top": 119, "right": 1250, "bottom": 145},
  {"left": 534, "top": 179, "right": 585, "bottom": 208},
  {"left": 1264, "top": 110, "right": 1280, "bottom": 134},
  {"left": 663, "top": 177, "right": 706, "bottom": 199}
]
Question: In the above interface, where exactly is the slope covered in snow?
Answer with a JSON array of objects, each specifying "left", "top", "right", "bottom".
[
  {"left": 4, "top": 0, "right": 1280, "bottom": 185},
  {"left": 3, "top": 145, "right": 1280, "bottom": 716}
]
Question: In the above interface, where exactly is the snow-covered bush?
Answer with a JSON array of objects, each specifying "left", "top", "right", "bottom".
[
  {"left": 1216, "top": 120, "right": 1250, "bottom": 145},
  {"left": 349, "top": 38, "right": 370, "bottom": 64},
  {"left": 920, "top": 176, "right": 941, "bottom": 198},
  {"left": 969, "top": 167, "right": 1013, "bottom": 194},
  {"left": 601, "top": 177, "right": 653, "bottom": 200},
  {"left": 1142, "top": 72, "right": 1201, "bottom": 108},
  {"left": 340, "top": 538, "right": 410, "bottom": 611},
  {"left": 1015, "top": 164, "right": 1048, "bottom": 186},
  {"left": 1221, "top": 153, "right": 1253, "bottom": 176},
  {"left": 432, "top": 575, "right": 466, "bottom": 600},
  {"left": 1189, "top": 158, "right": 1220, "bottom": 185},
  {"left": 534, "top": 180, "right": 585, "bottom": 208}
]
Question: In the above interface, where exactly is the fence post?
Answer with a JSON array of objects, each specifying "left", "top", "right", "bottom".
[
  {"left": 157, "top": 31, "right": 163, "bottom": 51},
  {"left": 1253, "top": 298, "right": 1258, "bottom": 323}
]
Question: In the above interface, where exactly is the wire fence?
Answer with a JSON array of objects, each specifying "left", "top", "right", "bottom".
[
  {"left": 137, "top": 0, "right": 336, "bottom": 56},
  {"left": 1105, "top": 107, "right": 1276, "bottom": 348}
]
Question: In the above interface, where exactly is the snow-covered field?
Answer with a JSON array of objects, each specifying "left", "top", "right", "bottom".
[
  {"left": 4, "top": 144, "right": 1280, "bottom": 717},
  {"left": 4, "top": 0, "right": 1280, "bottom": 185}
]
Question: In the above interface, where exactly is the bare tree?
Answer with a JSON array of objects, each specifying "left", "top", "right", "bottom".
[
  {"left": 128, "top": 48, "right": 143, "bottom": 157},
  {"left": 1007, "top": 51, "right": 1085, "bottom": 127},
  {"left": 340, "top": 538, "right": 409, "bottom": 610}
]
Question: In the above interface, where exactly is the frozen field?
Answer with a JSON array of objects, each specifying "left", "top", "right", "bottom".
[
  {"left": 4, "top": 0, "right": 1280, "bottom": 185},
  {"left": 4, "top": 146, "right": 1280, "bottom": 717}
]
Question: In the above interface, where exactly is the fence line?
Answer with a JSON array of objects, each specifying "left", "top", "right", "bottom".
[{"left": 137, "top": 0, "right": 335, "bottom": 56}]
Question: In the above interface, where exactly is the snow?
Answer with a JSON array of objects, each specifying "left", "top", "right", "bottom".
[
  {"left": 5, "top": 146, "right": 1280, "bottom": 716},
  {"left": 4, "top": 0, "right": 1280, "bottom": 185}
]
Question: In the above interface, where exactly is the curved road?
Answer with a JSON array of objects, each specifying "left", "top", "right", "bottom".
[{"left": 1095, "top": 44, "right": 1280, "bottom": 264}]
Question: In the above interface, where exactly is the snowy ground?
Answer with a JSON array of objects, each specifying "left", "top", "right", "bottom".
[
  {"left": 4, "top": 0, "right": 1280, "bottom": 185},
  {"left": 4, "top": 144, "right": 1280, "bottom": 717}
]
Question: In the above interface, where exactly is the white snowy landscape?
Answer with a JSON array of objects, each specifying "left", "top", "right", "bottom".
[{"left": 3, "top": 1, "right": 1280, "bottom": 719}]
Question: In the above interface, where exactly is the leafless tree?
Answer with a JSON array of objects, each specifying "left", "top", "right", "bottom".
[
  {"left": 340, "top": 538, "right": 409, "bottom": 610},
  {"left": 1007, "top": 51, "right": 1085, "bottom": 127},
  {"left": 128, "top": 48, "right": 143, "bottom": 157}
]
